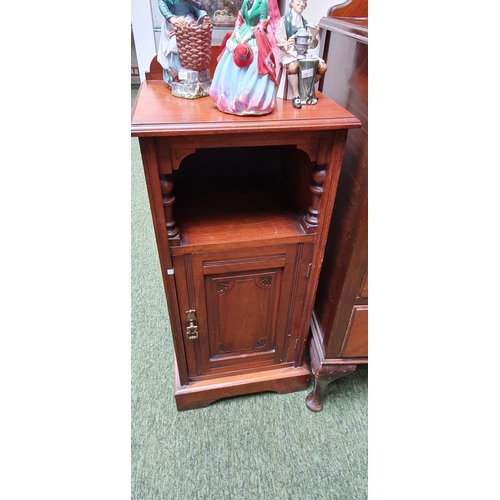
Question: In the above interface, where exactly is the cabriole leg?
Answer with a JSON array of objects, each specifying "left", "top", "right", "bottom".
[{"left": 306, "top": 364, "right": 357, "bottom": 412}]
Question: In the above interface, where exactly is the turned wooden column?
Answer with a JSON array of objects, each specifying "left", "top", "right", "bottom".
[
  {"left": 160, "top": 174, "right": 180, "bottom": 241},
  {"left": 301, "top": 163, "right": 326, "bottom": 234}
]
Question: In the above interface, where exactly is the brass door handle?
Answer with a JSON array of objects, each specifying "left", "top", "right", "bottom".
[{"left": 185, "top": 309, "right": 198, "bottom": 340}]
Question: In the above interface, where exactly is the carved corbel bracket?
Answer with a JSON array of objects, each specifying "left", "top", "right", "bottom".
[{"left": 155, "top": 139, "right": 196, "bottom": 174}]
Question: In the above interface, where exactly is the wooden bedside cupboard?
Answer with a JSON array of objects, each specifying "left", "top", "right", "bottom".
[{"left": 131, "top": 57, "right": 361, "bottom": 411}]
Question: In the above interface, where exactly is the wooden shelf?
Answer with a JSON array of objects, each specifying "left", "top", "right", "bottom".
[{"left": 171, "top": 177, "right": 312, "bottom": 253}]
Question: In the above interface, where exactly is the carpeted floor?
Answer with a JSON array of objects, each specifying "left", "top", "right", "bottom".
[{"left": 131, "top": 84, "right": 368, "bottom": 499}]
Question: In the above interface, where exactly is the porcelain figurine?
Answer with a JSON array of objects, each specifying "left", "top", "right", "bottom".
[
  {"left": 158, "top": 0, "right": 213, "bottom": 98},
  {"left": 275, "top": 0, "right": 327, "bottom": 108},
  {"left": 209, "top": 0, "right": 278, "bottom": 115},
  {"left": 267, "top": 0, "right": 282, "bottom": 69}
]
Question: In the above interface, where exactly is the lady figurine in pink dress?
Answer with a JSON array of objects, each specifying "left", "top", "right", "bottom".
[{"left": 209, "top": 0, "right": 278, "bottom": 115}]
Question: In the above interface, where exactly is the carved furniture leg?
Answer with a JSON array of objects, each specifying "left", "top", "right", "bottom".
[
  {"left": 306, "top": 337, "right": 357, "bottom": 411},
  {"left": 306, "top": 364, "right": 357, "bottom": 411}
]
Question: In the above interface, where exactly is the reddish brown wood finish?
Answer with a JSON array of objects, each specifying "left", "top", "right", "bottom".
[
  {"left": 327, "top": 0, "right": 367, "bottom": 17},
  {"left": 341, "top": 305, "right": 368, "bottom": 357},
  {"left": 132, "top": 58, "right": 360, "bottom": 410},
  {"left": 306, "top": 2, "right": 368, "bottom": 411},
  {"left": 132, "top": 85, "right": 359, "bottom": 137}
]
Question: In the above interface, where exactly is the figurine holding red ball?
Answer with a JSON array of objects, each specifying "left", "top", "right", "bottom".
[{"left": 209, "top": 0, "right": 278, "bottom": 115}]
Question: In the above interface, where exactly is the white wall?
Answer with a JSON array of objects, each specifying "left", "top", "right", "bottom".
[{"left": 131, "top": 0, "right": 157, "bottom": 82}]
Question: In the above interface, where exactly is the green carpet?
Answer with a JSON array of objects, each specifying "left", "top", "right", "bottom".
[{"left": 131, "top": 84, "right": 368, "bottom": 499}]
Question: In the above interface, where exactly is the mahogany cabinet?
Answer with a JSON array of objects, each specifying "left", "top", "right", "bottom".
[
  {"left": 305, "top": 1, "right": 369, "bottom": 411},
  {"left": 131, "top": 59, "right": 360, "bottom": 410}
]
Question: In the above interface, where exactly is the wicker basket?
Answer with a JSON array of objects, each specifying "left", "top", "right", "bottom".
[{"left": 175, "top": 20, "right": 213, "bottom": 72}]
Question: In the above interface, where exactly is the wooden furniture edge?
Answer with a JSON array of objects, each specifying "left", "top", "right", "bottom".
[{"left": 173, "top": 352, "right": 310, "bottom": 410}]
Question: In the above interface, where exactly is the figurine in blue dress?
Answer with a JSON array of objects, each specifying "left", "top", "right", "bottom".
[{"left": 209, "top": 0, "right": 278, "bottom": 115}]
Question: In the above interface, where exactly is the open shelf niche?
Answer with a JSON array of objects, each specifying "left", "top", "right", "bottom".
[{"left": 169, "top": 145, "right": 316, "bottom": 253}]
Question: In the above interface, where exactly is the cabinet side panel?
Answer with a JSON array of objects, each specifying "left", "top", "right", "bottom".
[
  {"left": 313, "top": 20, "right": 368, "bottom": 360},
  {"left": 172, "top": 255, "right": 202, "bottom": 379},
  {"left": 326, "top": 196, "right": 368, "bottom": 358},
  {"left": 283, "top": 242, "right": 314, "bottom": 363},
  {"left": 138, "top": 138, "right": 172, "bottom": 269},
  {"left": 139, "top": 138, "right": 190, "bottom": 384},
  {"left": 358, "top": 268, "right": 368, "bottom": 298}
]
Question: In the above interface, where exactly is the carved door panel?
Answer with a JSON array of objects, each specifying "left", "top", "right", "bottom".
[{"left": 173, "top": 244, "right": 313, "bottom": 380}]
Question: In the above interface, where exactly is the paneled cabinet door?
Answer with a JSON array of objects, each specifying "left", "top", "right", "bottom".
[{"left": 172, "top": 243, "right": 313, "bottom": 380}]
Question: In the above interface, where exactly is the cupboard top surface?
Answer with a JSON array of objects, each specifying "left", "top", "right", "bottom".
[{"left": 131, "top": 82, "right": 361, "bottom": 137}]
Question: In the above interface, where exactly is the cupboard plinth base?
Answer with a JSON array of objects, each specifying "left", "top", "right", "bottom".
[{"left": 174, "top": 356, "right": 310, "bottom": 411}]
